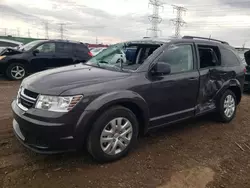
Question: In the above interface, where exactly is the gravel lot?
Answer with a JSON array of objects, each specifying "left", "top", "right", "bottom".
[{"left": 0, "top": 79, "right": 250, "bottom": 188}]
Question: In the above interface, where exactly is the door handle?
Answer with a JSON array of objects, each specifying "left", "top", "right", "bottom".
[{"left": 189, "top": 77, "right": 197, "bottom": 80}]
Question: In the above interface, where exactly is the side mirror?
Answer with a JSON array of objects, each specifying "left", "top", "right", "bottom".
[
  {"left": 33, "top": 49, "right": 39, "bottom": 55},
  {"left": 152, "top": 62, "right": 171, "bottom": 75}
]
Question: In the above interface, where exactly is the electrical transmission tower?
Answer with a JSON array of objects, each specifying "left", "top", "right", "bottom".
[
  {"left": 44, "top": 21, "right": 49, "bottom": 39},
  {"left": 147, "top": 0, "right": 164, "bottom": 38},
  {"left": 170, "top": 5, "right": 187, "bottom": 38},
  {"left": 59, "top": 23, "right": 66, "bottom": 39}
]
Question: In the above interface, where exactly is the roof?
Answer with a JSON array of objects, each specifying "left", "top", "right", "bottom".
[
  {"left": 134, "top": 36, "right": 231, "bottom": 46},
  {"left": 41, "top": 39, "right": 87, "bottom": 45}
]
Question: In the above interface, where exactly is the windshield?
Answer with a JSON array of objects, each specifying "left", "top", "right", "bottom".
[
  {"left": 86, "top": 42, "right": 161, "bottom": 72},
  {"left": 19, "top": 40, "right": 43, "bottom": 51}
]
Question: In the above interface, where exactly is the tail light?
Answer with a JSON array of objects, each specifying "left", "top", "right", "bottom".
[
  {"left": 244, "top": 67, "right": 247, "bottom": 73},
  {"left": 88, "top": 51, "right": 93, "bottom": 57}
]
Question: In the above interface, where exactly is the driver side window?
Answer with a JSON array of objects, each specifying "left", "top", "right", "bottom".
[
  {"left": 159, "top": 44, "right": 194, "bottom": 74},
  {"left": 36, "top": 43, "right": 55, "bottom": 53}
]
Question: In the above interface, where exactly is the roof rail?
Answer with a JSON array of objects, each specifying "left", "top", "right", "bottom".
[{"left": 182, "top": 36, "right": 229, "bottom": 45}]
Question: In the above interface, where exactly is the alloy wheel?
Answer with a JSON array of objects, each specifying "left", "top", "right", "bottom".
[
  {"left": 100, "top": 117, "right": 133, "bottom": 155},
  {"left": 11, "top": 65, "right": 25, "bottom": 79},
  {"left": 223, "top": 94, "right": 235, "bottom": 118}
]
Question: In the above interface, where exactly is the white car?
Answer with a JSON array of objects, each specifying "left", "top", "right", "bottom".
[
  {"left": 0, "top": 39, "right": 23, "bottom": 53},
  {"left": 91, "top": 47, "right": 107, "bottom": 56}
]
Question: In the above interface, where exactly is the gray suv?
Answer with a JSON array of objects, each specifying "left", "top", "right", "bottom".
[{"left": 12, "top": 36, "right": 245, "bottom": 162}]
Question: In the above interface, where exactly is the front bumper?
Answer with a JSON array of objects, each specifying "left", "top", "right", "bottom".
[
  {"left": 12, "top": 100, "right": 81, "bottom": 154},
  {"left": 0, "top": 61, "right": 7, "bottom": 74}
]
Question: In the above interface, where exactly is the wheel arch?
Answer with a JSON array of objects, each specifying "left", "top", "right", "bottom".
[
  {"left": 214, "top": 79, "right": 242, "bottom": 104},
  {"left": 74, "top": 90, "right": 150, "bottom": 147}
]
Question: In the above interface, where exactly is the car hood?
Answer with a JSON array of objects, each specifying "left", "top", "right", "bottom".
[
  {"left": 0, "top": 47, "right": 23, "bottom": 56},
  {"left": 21, "top": 64, "right": 131, "bottom": 95}
]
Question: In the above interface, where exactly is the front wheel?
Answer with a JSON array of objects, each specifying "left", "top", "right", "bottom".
[
  {"left": 87, "top": 106, "right": 139, "bottom": 163},
  {"left": 6, "top": 63, "right": 26, "bottom": 80},
  {"left": 217, "top": 90, "right": 237, "bottom": 122}
]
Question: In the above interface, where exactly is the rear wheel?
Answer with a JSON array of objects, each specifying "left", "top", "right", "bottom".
[
  {"left": 87, "top": 106, "right": 139, "bottom": 163},
  {"left": 217, "top": 90, "right": 237, "bottom": 122},
  {"left": 6, "top": 63, "right": 26, "bottom": 80}
]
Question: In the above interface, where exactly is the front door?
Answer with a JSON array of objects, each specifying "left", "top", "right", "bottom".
[
  {"left": 149, "top": 43, "right": 199, "bottom": 127},
  {"left": 29, "top": 42, "right": 56, "bottom": 72}
]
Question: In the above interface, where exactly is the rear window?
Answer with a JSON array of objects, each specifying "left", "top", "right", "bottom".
[
  {"left": 75, "top": 44, "right": 89, "bottom": 53},
  {"left": 221, "top": 47, "right": 241, "bottom": 67}
]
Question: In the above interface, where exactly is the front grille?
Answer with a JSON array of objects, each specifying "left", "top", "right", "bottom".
[
  {"left": 23, "top": 89, "right": 39, "bottom": 99},
  {"left": 17, "top": 88, "right": 38, "bottom": 111},
  {"left": 20, "top": 97, "right": 34, "bottom": 108}
]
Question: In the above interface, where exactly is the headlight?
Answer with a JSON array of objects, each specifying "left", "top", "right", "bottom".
[
  {"left": 35, "top": 95, "right": 82, "bottom": 112},
  {"left": 0, "top": 56, "right": 6, "bottom": 60}
]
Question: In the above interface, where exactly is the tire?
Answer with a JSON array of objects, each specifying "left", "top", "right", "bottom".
[
  {"left": 6, "top": 63, "right": 26, "bottom": 80},
  {"left": 87, "top": 106, "right": 139, "bottom": 163},
  {"left": 217, "top": 89, "right": 237, "bottom": 123}
]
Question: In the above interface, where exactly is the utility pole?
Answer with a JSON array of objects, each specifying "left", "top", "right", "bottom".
[
  {"left": 147, "top": 0, "right": 164, "bottom": 38},
  {"left": 96, "top": 36, "right": 98, "bottom": 44},
  {"left": 17, "top": 28, "right": 20, "bottom": 37},
  {"left": 44, "top": 21, "right": 49, "bottom": 39},
  {"left": 170, "top": 5, "right": 187, "bottom": 38},
  {"left": 27, "top": 29, "right": 31, "bottom": 38},
  {"left": 4, "top": 28, "right": 7, "bottom": 36},
  {"left": 59, "top": 23, "right": 66, "bottom": 39}
]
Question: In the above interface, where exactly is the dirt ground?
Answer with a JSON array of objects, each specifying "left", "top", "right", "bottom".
[{"left": 0, "top": 80, "right": 250, "bottom": 188}]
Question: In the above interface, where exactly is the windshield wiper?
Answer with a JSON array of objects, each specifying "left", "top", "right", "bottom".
[{"left": 99, "top": 60, "right": 109, "bottom": 64}]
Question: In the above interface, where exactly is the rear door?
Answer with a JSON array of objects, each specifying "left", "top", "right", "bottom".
[
  {"left": 53, "top": 42, "right": 74, "bottom": 67},
  {"left": 196, "top": 44, "right": 241, "bottom": 115}
]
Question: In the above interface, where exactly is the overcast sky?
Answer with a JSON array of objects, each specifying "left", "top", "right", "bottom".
[{"left": 0, "top": 0, "right": 250, "bottom": 46}]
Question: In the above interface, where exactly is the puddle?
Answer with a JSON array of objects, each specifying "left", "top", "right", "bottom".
[{"left": 158, "top": 166, "right": 215, "bottom": 188}]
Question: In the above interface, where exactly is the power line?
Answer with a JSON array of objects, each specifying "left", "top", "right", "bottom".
[
  {"left": 147, "top": 0, "right": 164, "bottom": 38},
  {"left": 185, "top": 0, "right": 250, "bottom": 8},
  {"left": 170, "top": 5, "right": 187, "bottom": 38}
]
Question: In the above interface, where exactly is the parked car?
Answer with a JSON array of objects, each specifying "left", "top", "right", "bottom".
[
  {"left": 91, "top": 47, "right": 107, "bottom": 56},
  {"left": 12, "top": 36, "right": 245, "bottom": 162},
  {"left": 0, "top": 39, "right": 23, "bottom": 53},
  {"left": 243, "top": 49, "right": 250, "bottom": 90},
  {"left": 0, "top": 39, "right": 92, "bottom": 80}
]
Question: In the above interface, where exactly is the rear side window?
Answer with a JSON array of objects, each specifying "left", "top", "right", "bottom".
[
  {"left": 220, "top": 48, "right": 241, "bottom": 66},
  {"left": 75, "top": 44, "right": 89, "bottom": 54},
  {"left": 56, "top": 43, "right": 73, "bottom": 53},
  {"left": 0, "top": 41, "right": 18, "bottom": 47}
]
